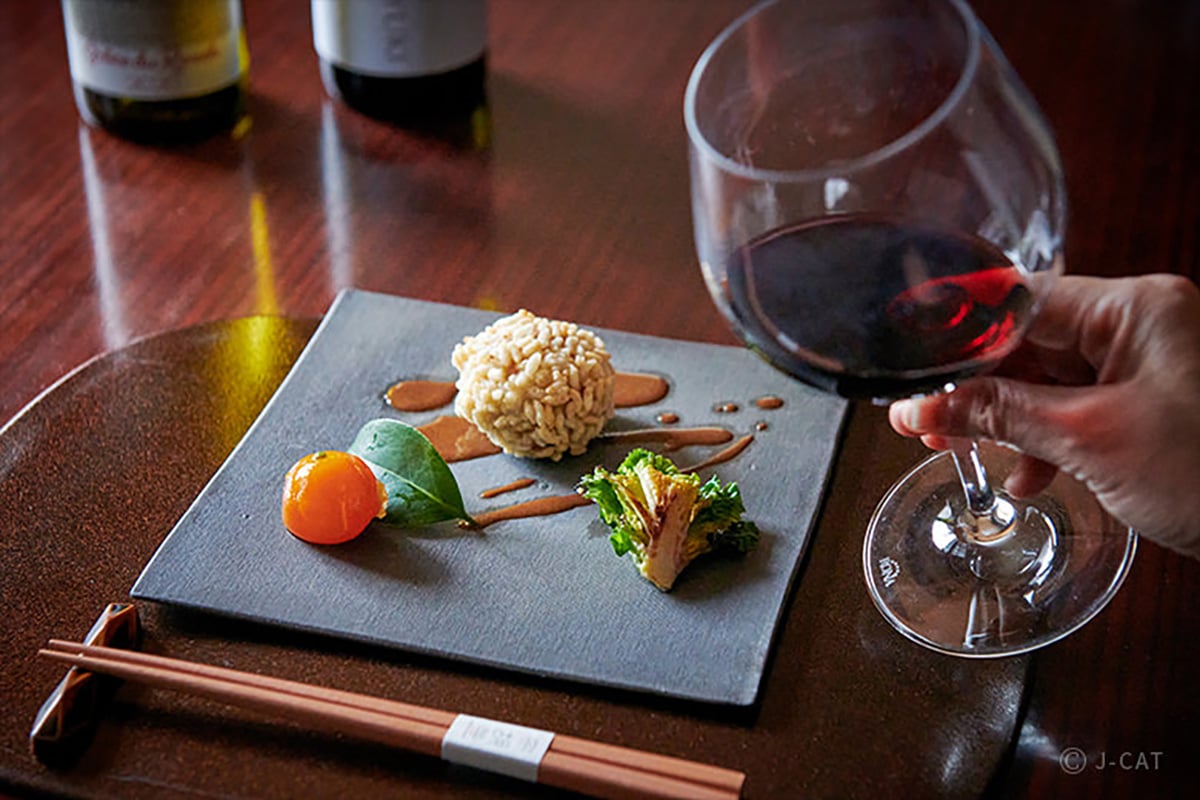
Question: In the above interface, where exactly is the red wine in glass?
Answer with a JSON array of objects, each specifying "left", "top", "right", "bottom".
[{"left": 722, "top": 214, "right": 1032, "bottom": 400}]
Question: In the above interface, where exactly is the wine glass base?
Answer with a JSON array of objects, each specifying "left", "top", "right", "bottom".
[{"left": 863, "top": 442, "right": 1137, "bottom": 658}]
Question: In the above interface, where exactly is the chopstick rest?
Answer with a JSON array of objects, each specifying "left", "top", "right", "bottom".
[
  {"left": 440, "top": 714, "right": 555, "bottom": 782},
  {"left": 29, "top": 603, "right": 140, "bottom": 767}
]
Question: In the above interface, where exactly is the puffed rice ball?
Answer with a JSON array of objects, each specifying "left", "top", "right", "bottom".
[{"left": 452, "top": 310, "right": 616, "bottom": 460}]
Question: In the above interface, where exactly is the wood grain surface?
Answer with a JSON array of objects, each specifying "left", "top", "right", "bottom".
[{"left": 1, "top": 1, "right": 1196, "bottom": 797}]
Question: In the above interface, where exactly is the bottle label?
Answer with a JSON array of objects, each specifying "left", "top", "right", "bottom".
[
  {"left": 312, "top": 0, "right": 486, "bottom": 77},
  {"left": 62, "top": 0, "right": 244, "bottom": 100}
]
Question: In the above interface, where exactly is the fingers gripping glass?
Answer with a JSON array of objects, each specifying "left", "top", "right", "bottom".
[{"left": 685, "top": 0, "right": 1135, "bottom": 656}]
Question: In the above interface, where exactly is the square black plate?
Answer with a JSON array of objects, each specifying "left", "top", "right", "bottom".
[{"left": 133, "top": 290, "right": 847, "bottom": 705}]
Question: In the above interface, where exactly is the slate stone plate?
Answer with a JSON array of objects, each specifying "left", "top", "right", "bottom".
[{"left": 132, "top": 290, "right": 848, "bottom": 705}]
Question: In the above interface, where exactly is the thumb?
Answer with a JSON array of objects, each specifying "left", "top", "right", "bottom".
[{"left": 889, "top": 377, "right": 1086, "bottom": 470}]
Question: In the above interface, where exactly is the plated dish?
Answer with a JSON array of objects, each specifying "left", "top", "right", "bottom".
[{"left": 132, "top": 290, "right": 847, "bottom": 705}]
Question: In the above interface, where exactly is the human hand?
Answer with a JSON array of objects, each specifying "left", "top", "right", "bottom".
[{"left": 889, "top": 274, "right": 1200, "bottom": 558}]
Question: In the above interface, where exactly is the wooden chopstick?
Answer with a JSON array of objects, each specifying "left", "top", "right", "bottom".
[
  {"left": 39, "top": 642, "right": 744, "bottom": 800},
  {"left": 45, "top": 639, "right": 741, "bottom": 794},
  {"left": 47, "top": 639, "right": 739, "bottom": 790}
]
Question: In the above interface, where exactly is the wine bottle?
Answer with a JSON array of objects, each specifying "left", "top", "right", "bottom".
[
  {"left": 311, "top": 0, "right": 488, "bottom": 142},
  {"left": 61, "top": 0, "right": 248, "bottom": 144}
]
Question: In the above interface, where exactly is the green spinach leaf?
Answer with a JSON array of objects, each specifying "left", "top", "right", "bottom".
[{"left": 348, "top": 418, "right": 475, "bottom": 527}]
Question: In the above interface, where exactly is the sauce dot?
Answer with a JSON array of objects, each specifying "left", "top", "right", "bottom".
[
  {"left": 613, "top": 372, "right": 670, "bottom": 407},
  {"left": 385, "top": 379, "right": 457, "bottom": 412}
]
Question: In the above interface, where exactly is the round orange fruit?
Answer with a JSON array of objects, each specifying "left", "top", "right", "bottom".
[{"left": 281, "top": 451, "right": 388, "bottom": 544}]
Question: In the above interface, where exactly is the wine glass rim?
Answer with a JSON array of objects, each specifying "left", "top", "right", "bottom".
[{"left": 683, "top": 0, "right": 983, "bottom": 183}]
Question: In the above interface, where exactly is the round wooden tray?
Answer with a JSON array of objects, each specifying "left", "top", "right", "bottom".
[{"left": 0, "top": 317, "right": 1028, "bottom": 799}]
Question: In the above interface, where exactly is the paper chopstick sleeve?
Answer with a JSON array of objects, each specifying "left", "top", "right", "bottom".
[{"left": 440, "top": 713, "right": 555, "bottom": 782}]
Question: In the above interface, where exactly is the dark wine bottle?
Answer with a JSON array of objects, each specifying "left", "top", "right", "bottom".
[
  {"left": 61, "top": 0, "right": 248, "bottom": 144},
  {"left": 311, "top": 0, "right": 489, "bottom": 144}
]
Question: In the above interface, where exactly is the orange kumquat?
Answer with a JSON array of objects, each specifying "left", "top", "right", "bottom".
[{"left": 281, "top": 451, "right": 388, "bottom": 544}]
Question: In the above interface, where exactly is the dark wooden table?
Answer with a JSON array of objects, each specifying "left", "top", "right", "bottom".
[{"left": 1, "top": 1, "right": 1196, "bottom": 798}]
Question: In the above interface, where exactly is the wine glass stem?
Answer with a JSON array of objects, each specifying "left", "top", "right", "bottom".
[{"left": 949, "top": 437, "right": 997, "bottom": 516}]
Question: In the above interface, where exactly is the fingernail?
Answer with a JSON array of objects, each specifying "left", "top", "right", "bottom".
[{"left": 892, "top": 399, "right": 921, "bottom": 433}]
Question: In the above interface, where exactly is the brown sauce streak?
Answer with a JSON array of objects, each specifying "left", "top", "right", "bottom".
[
  {"left": 714, "top": 402, "right": 739, "bottom": 413},
  {"left": 613, "top": 372, "right": 669, "bottom": 408},
  {"left": 681, "top": 435, "right": 755, "bottom": 473},
  {"left": 479, "top": 477, "right": 537, "bottom": 499},
  {"left": 754, "top": 395, "right": 785, "bottom": 410},
  {"left": 386, "top": 372, "right": 666, "bottom": 413},
  {"left": 467, "top": 493, "right": 592, "bottom": 529},
  {"left": 386, "top": 379, "right": 458, "bottom": 411},
  {"left": 598, "top": 426, "right": 733, "bottom": 451},
  {"left": 417, "top": 415, "right": 501, "bottom": 463},
  {"left": 754, "top": 421, "right": 769, "bottom": 432},
  {"left": 656, "top": 412, "right": 680, "bottom": 425},
  {"left": 465, "top": 430, "right": 756, "bottom": 529}
]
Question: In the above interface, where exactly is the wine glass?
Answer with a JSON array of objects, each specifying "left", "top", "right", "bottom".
[{"left": 684, "top": 0, "right": 1136, "bottom": 657}]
